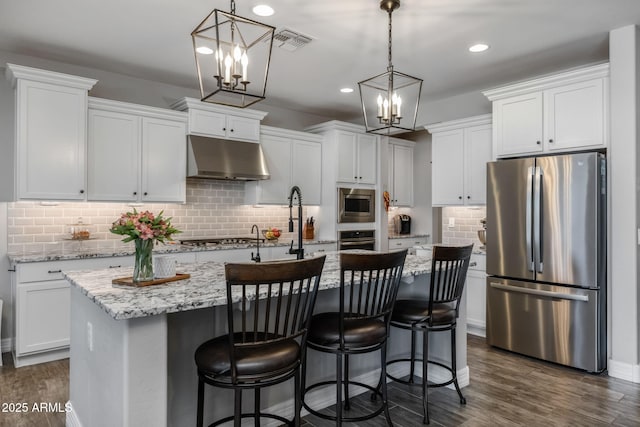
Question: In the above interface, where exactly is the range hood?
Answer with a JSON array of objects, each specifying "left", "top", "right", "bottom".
[{"left": 187, "top": 135, "right": 270, "bottom": 180}]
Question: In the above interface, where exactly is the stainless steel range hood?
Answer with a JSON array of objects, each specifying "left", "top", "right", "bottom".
[{"left": 187, "top": 135, "right": 270, "bottom": 180}]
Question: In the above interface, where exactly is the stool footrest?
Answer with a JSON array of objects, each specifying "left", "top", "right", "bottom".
[{"left": 303, "top": 380, "right": 385, "bottom": 423}]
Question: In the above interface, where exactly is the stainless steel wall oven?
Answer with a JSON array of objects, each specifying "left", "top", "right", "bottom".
[{"left": 338, "top": 230, "right": 375, "bottom": 251}]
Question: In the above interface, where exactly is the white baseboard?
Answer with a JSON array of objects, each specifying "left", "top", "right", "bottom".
[
  {"left": 608, "top": 358, "right": 640, "bottom": 383},
  {"left": 466, "top": 323, "right": 486, "bottom": 338}
]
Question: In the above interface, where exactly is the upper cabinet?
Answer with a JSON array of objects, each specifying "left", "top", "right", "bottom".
[
  {"left": 171, "top": 97, "right": 267, "bottom": 142},
  {"left": 245, "top": 126, "right": 322, "bottom": 205},
  {"left": 387, "top": 137, "right": 414, "bottom": 207},
  {"left": 87, "top": 98, "right": 188, "bottom": 203},
  {"left": 484, "top": 63, "right": 609, "bottom": 158},
  {"left": 5, "top": 64, "right": 97, "bottom": 201},
  {"left": 306, "top": 121, "right": 378, "bottom": 186},
  {"left": 426, "top": 114, "right": 492, "bottom": 206}
]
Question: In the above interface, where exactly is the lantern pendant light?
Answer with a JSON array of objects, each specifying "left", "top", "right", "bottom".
[
  {"left": 358, "top": 0, "right": 423, "bottom": 134},
  {"left": 191, "top": 0, "right": 275, "bottom": 108}
]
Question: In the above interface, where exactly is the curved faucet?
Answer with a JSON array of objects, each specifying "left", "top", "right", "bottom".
[
  {"left": 250, "top": 224, "right": 261, "bottom": 263},
  {"left": 288, "top": 186, "right": 304, "bottom": 260}
]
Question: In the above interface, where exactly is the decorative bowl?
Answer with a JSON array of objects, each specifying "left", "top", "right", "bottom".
[{"left": 262, "top": 229, "right": 281, "bottom": 241}]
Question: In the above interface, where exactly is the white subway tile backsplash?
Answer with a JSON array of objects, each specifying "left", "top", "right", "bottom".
[{"left": 441, "top": 206, "right": 486, "bottom": 247}]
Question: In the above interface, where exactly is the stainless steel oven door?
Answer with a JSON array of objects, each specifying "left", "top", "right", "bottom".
[{"left": 338, "top": 188, "right": 376, "bottom": 223}]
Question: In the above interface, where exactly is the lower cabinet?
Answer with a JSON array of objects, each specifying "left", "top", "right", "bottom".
[
  {"left": 465, "top": 253, "right": 487, "bottom": 337},
  {"left": 388, "top": 236, "right": 429, "bottom": 250}
]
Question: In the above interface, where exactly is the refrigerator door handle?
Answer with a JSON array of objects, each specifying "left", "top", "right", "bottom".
[
  {"left": 489, "top": 282, "right": 589, "bottom": 302},
  {"left": 526, "top": 166, "right": 534, "bottom": 272},
  {"left": 533, "top": 166, "right": 543, "bottom": 273}
]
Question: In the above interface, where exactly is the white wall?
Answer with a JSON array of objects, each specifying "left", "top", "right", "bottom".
[{"left": 608, "top": 25, "right": 640, "bottom": 382}]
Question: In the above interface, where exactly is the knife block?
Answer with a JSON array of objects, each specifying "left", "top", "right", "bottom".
[{"left": 303, "top": 224, "right": 315, "bottom": 240}]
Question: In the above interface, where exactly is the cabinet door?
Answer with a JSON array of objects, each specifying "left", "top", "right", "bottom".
[
  {"left": 357, "top": 134, "right": 377, "bottom": 184},
  {"left": 463, "top": 124, "right": 492, "bottom": 205},
  {"left": 494, "top": 92, "right": 543, "bottom": 157},
  {"left": 391, "top": 144, "right": 413, "bottom": 206},
  {"left": 141, "top": 118, "right": 186, "bottom": 203},
  {"left": 17, "top": 280, "right": 70, "bottom": 354},
  {"left": 292, "top": 140, "right": 322, "bottom": 205},
  {"left": 226, "top": 115, "right": 260, "bottom": 142},
  {"left": 16, "top": 80, "right": 87, "bottom": 200},
  {"left": 466, "top": 255, "right": 487, "bottom": 336},
  {"left": 256, "top": 134, "right": 292, "bottom": 204},
  {"left": 337, "top": 132, "right": 357, "bottom": 183},
  {"left": 189, "top": 109, "right": 226, "bottom": 137},
  {"left": 87, "top": 109, "right": 140, "bottom": 201},
  {"left": 544, "top": 78, "right": 606, "bottom": 152},
  {"left": 431, "top": 130, "right": 464, "bottom": 206}
]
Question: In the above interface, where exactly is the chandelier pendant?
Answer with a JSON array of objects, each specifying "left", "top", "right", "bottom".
[
  {"left": 192, "top": 0, "right": 275, "bottom": 108},
  {"left": 359, "top": 0, "right": 423, "bottom": 134}
]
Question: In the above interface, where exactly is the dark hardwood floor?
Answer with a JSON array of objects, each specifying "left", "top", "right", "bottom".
[{"left": 1, "top": 335, "right": 639, "bottom": 426}]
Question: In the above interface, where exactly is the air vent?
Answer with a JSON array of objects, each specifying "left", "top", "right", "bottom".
[{"left": 272, "top": 29, "right": 313, "bottom": 52}]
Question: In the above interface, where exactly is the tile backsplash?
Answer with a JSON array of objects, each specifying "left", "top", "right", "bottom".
[
  {"left": 441, "top": 206, "right": 486, "bottom": 247},
  {"left": 7, "top": 179, "right": 307, "bottom": 254}
]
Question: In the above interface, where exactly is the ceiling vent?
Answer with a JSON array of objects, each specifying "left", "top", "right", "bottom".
[{"left": 272, "top": 29, "right": 313, "bottom": 52}]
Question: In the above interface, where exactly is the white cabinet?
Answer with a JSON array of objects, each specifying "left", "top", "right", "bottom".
[
  {"left": 87, "top": 98, "right": 188, "bottom": 203},
  {"left": 12, "top": 256, "right": 133, "bottom": 367},
  {"left": 484, "top": 63, "right": 609, "bottom": 158},
  {"left": 465, "top": 253, "right": 487, "bottom": 337},
  {"left": 387, "top": 138, "right": 414, "bottom": 207},
  {"left": 245, "top": 126, "right": 322, "bottom": 205},
  {"left": 336, "top": 131, "right": 377, "bottom": 184},
  {"left": 171, "top": 97, "right": 267, "bottom": 142},
  {"left": 427, "top": 115, "right": 492, "bottom": 206},
  {"left": 5, "top": 64, "right": 97, "bottom": 201}
]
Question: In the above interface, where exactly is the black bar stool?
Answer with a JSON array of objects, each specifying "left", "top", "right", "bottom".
[
  {"left": 194, "top": 256, "right": 326, "bottom": 427},
  {"left": 386, "top": 244, "right": 473, "bottom": 424},
  {"left": 302, "top": 250, "right": 408, "bottom": 426}
]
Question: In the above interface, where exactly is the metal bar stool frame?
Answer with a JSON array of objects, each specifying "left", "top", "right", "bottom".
[
  {"left": 302, "top": 250, "right": 408, "bottom": 426},
  {"left": 386, "top": 244, "right": 473, "bottom": 424},
  {"left": 195, "top": 256, "right": 326, "bottom": 427}
]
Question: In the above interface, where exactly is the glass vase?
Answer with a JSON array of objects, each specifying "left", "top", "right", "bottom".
[{"left": 133, "top": 239, "right": 154, "bottom": 282}]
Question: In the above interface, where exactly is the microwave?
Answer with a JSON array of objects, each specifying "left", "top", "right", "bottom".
[{"left": 338, "top": 188, "right": 376, "bottom": 223}]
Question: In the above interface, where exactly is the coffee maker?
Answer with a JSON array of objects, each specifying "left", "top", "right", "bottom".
[{"left": 393, "top": 214, "right": 411, "bottom": 235}]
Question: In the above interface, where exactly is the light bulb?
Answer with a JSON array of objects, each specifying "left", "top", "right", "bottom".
[
  {"left": 377, "top": 94, "right": 383, "bottom": 117},
  {"left": 241, "top": 51, "right": 249, "bottom": 82}
]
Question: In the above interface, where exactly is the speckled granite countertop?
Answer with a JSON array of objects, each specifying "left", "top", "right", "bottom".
[
  {"left": 388, "top": 233, "right": 430, "bottom": 240},
  {"left": 63, "top": 250, "right": 431, "bottom": 320},
  {"left": 415, "top": 243, "right": 486, "bottom": 255},
  {"left": 8, "top": 240, "right": 337, "bottom": 264}
]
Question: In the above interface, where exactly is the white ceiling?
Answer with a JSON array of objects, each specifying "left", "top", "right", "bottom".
[{"left": 2, "top": 0, "right": 640, "bottom": 126}]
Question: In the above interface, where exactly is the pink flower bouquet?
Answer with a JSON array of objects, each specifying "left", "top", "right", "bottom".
[{"left": 110, "top": 209, "right": 180, "bottom": 243}]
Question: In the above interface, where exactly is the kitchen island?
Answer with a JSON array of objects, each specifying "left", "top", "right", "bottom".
[{"left": 63, "top": 251, "right": 469, "bottom": 427}]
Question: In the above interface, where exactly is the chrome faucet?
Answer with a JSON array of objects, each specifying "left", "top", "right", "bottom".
[
  {"left": 288, "top": 186, "right": 304, "bottom": 260},
  {"left": 250, "top": 224, "right": 261, "bottom": 263}
]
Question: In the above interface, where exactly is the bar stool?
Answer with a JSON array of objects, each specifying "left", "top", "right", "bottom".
[
  {"left": 194, "top": 256, "right": 326, "bottom": 427},
  {"left": 386, "top": 244, "right": 473, "bottom": 424},
  {"left": 302, "top": 250, "right": 408, "bottom": 426}
]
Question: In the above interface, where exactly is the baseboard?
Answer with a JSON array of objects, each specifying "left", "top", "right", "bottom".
[
  {"left": 466, "top": 323, "right": 486, "bottom": 338},
  {"left": 608, "top": 358, "right": 640, "bottom": 383},
  {"left": 65, "top": 402, "right": 82, "bottom": 427}
]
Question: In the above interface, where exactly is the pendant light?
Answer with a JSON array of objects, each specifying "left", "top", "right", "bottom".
[
  {"left": 191, "top": 0, "right": 275, "bottom": 108},
  {"left": 358, "top": 0, "right": 423, "bottom": 134}
]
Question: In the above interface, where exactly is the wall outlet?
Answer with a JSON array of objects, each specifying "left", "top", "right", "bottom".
[
  {"left": 87, "top": 322, "right": 94, "bottom": 352},
  {"left": 448, "top": 218, "right": 455, "bottom": 228}
]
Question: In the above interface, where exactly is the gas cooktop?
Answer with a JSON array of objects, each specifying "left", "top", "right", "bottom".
[{"left": 179, "top": 237, "right": 264, "bottom": 247}]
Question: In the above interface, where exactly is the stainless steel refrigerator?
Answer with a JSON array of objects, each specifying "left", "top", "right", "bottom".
[{"left": 486, "top": 152, "right": 606, "bottom": 373}]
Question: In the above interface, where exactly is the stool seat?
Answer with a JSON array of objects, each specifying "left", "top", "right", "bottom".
[
  {"left": 392, "top": 300, "right": 457, "bottom": 326},
  {"left": 195, "top": 333, "right": 300, "bottom": 379},
  {"left": 308, "top": 312, "right": 387, "bottom": 348}
]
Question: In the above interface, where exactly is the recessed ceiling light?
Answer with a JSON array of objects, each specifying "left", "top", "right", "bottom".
[
  {"left": 196, "top": 46, "right": 214, "bottom": 55},
  {"left": 469, "top": 43, "right": 489, "bottom": 53},
  {"left": 340, "top": 87, "right": 354, "bottom": 93},
  {"left": 253, "top": 5, "right": 274, "bottom": 17}
]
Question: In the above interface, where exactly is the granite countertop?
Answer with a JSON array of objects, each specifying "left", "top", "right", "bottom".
[
  {"left": 8, "top": 239, "right": 337, "bottom": 264},
  {"left": 415, "top": 243, "right": 486, "bottom": 255},
  {"left": 388, "top": 233, "right": 430, "bottom": 240},
  {"left": 63, "top": 250, "right": 432, "bottom": 320}
]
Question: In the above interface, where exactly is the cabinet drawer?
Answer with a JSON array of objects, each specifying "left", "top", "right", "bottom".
[
  {"left": 389, "top": 238, "right": 429, "bottom": 250},
  {"left": 17, "top": 256, "right": 133, "bottom": 283}
]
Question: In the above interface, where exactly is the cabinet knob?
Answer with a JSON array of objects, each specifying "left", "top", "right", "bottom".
[
  {"left": 458, "top": 196, "right": 462, "bottom": 200},
  {"left": 144, "top": 192, "right": 148, "bottom": 196},
  {"left": 223, "top": 127, "right": 226, "bottom": 131},
  {"left": 230, "top": 129, "right": 234, "bottom": 132},
  {"left": 354, "top": 176, "right": 357, "bottom": 179},
  {"left": 536, "top": 141, "right": 541, "bottom": 145},
  {"left": 133, "top": 191, "right": 137, "bottom": 196},
  {"left": 80, "top": 189, "right": 85, "bottom": 194},
  {"left": 467, "top": 196, "right": 471, "bottom": 199},
  {"left": 549, "top": 138, "right": 554, "bottom": 143},
  {"left": 359, "top": 176, "right": 362, "bottom": 179}
]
